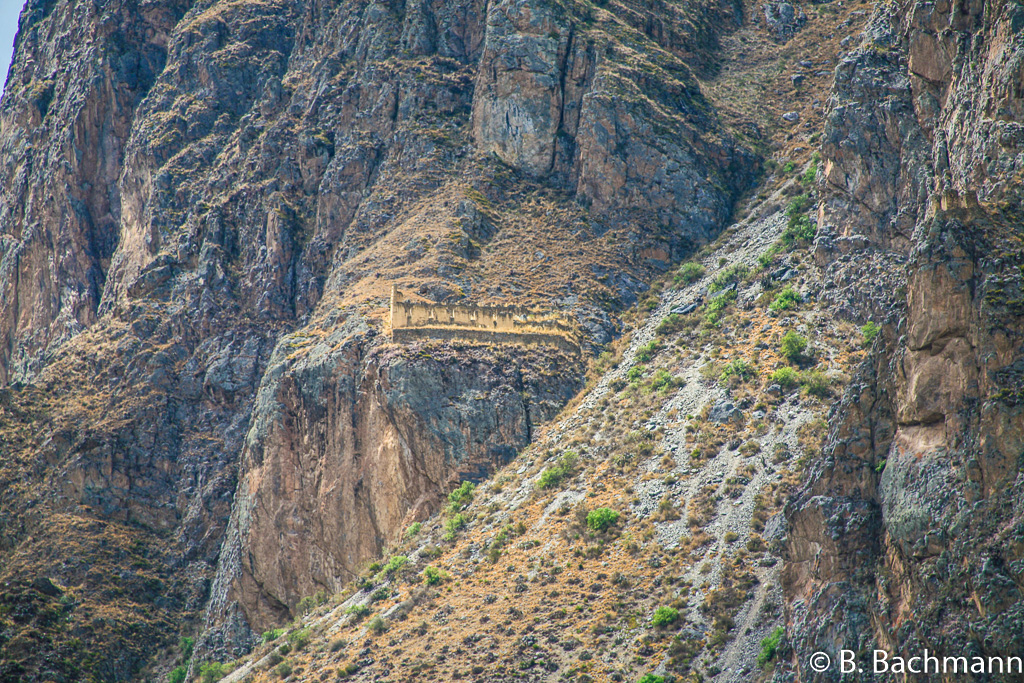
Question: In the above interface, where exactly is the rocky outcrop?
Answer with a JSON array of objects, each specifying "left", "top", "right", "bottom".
[
  {"left": 471, "top": 0, "right": 753, "bottom": 249},
  {"left": 201, "top": 330, "right": 581, "bottom": 655},
  {"left": 0, "top": 0, "right": 192, "bottom": 384},
  {"left": 763, "top": 1, "right": 806, "bottom": 41},
  {"left": 783, "top": 0, "right": 1024, "bottom": 678}
]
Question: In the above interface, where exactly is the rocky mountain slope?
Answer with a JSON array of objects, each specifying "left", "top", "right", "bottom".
[{"left": 0, "top": 0, "right": 1021, "bottom": 680}]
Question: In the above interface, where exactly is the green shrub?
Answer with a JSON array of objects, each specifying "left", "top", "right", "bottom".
[
  {"left": 649, "top": 368, "right": 678, "bottom": 392},
  {"left": 719, "top": 359, "right": 754, "bottom": 383},
  {"left": 786, "top": 194, "right": 810, "bottom": 215},
  {"left": 329, "top": 638, "right": 347, "bottom": 653},
  {"left": 801, "top": 158, "right": 819, "bottom": 185},
  {"left": 586, "top": 508, "right": 619, "bottom": 533},
  {"left": 199, "top": 662, "right": 230, "bottom": 683},
  {"left": 655, "top": 313, "right": 681, "bottom": 336},
  {"left": 345, "top": 604, "right": 370, "bottom": 618},
  {"left": 168, "top": 666, "right": 187, "bottom": 683},
  {"left": 287, "top": 628, "right": 310, "bottom": 652},
  {"left": 652, "top": 605, "right": 680, "bottom": 627},
  {"left": 423, "top": 566, "right": 447, "bottom": 585},
  {"left": 368, "top": 616, "right": 389, "bottom": 635},
  {"left": 179, "top": 636, "right": 195, "bottom": 658},
  {"left": 800, "top": 370, "right": 830, "bottom": 397},
  {"left": 782, "top": 215, "right": 816, "bottom": 246},
  {"left": 626, "top": 365, "right": 646, "bottom": 381},
  {"left": 262, "top": 628, "right": 285, "bottom": 643},
  {"left": 781, "top": 161, "right": 795, "bottom": 174},
  {"left": 768, "top": 286, "right": 801, "bottom": 312},
  {"left": 780, "top": 331, "right": 807, "bottom": 361},
  {"left": 770, "top": 366, "right": 799, "bottom": 389},
  {"left": 675, "top": 262, "right": 705, "bottom": 285},
  {"left": 758, "top": 626, "right": 785, "bottom": 667},
  {"left": 446, "top": 481, "right": 475, "bottom": 514},
  {"left": 638, "top": 675, "right": 665, "bottom": 683},
  {"left": 705, "top": 289, "right": 737, "bottom": 325},
  {"left": 537, "top": 451, "right": 578, "bottom": 490},
  {"left": 708, "top": 264, "right": 748, "bottom": 293},
  {"left": 758, "top": 244, "right": 781, "bottom": 269},
  {"left": 275, "top": 660, "right": 293, "bottom": 678},
  {"left": 297, "top": 595, "right": 317, "bottom": 615},
  {"left": 404, "top": 522, "right": 422, "bottom": 538},
  {"left": 443, "top": 513, "right": 467, "bottom": 541},
  {"left": 781, "top": 195, "right": 816, "bottom": 247},
  {"left": 861, "top": 321, "right": 879, "bottom": 346},
  {"left": 636, "top": 340, "right": 661, "bottom": 363},
  {"left": 380, "top": 555, "right": 408, "bottom": 576}
]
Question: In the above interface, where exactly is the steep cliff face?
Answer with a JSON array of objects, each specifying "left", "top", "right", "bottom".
[
  {"left": 783, "top": 0, "right": 1024, "bottom": 678},
  {"left": 204, "top": 330, "right": 582, "bottom": 653},
  {"left": 0, "top": 0, "right": 756, "bottom": 678},
  {"left": 0, "top": 0, "right": 192, "bottom": 383}
]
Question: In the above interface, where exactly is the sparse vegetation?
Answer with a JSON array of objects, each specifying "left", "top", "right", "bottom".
[
  {"left": 675, "top": 262, "right": 705, "bottom": 285},
  {"left": 199, "top": 662, "right": 233, "bottom": 683},
  {"left": 652, "top": 605, "right": 680, "bottom": 627},
  {"left": 380, "top": 555, "right": 408, "bottom": 577},
  {"left": 801, "top": 154, "right": 820, "bottom": 186},
  {"left": 758, "top": 626, "right": 785, "bottom": 667},
  {"left": 770, "top": 366, "right": 799, "bottom": 389},
  {"left": 368, "top": 616, "right": 389, "bottom": 635},
  {"left": 708, "top": 264, "right": 748, "bottom": 293},
  {"left": 423, "top": 566, "right": 447, "bottom": 585},
  {"left": 345, "top": 604, "right": 370, "bottom": 619},
  {"left": 705, "top": 289, "right": 738, "bottom": 325},
  {"left": 537, "top": 451, "right": 578, "bottom": 489},
  {"left": 443, "top": 513, "right": 467, "bottom": 541},
  {"left": 649, "top": 368, "right": 680, "bottom": 393},
  {"left": 782, "top": 195, "right": 816, "bottom": 246},
  {"left": 758, "top": 243, "right": 782, "bottom": 269},
  {"left": 780, "top": 330, "right": 807, "bottom": 361},
  {"left": 800, "top": 370, "right": 831, "bottom": 397},
  {"left": 769, "top": 286, "right": 801, "bottom": 312},
  {"left": 287, "top": 628, "right": 310, "bottom": 652},
  {"left": 720, "top": 358, "right": 754, "bottom": 383},
  {"left": 638, "top": 674, "right": 665, "bottom": 683},
  {"left": 297, "top": 590, "right": 327, "bottom": 615},
  {"left": 861, "top": 321, "right": 880, "bottom": 346},
  {"left": 262, "top": 628, "right": 285, "bottom": 643},
  {"left": 586, "top": 508, "right": 620, "bottom": 532},
  {"left": 446, "top": 481, "right": 475, "bottom": 514},
  {"left": 636, "top": 340, "right": 661, "bottom": 363}
]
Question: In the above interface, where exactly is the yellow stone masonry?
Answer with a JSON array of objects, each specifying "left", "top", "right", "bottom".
[{"left": 389, "top": 286, "right": 581, "bottom": 353}]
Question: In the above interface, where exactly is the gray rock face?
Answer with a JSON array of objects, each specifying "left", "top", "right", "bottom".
[
  {"left": 201, "top": 330, "right": 582, "bottom": 654},
  {"left": 782, "top": 0, "right": 1024, "bottom": 678},
  {"left": 0, "top": 0, "right": 193, "bottom": 384},
  {"left": 763, "top": 1, "right": 806, "bottom": 40},
  {"left": 708, "top": 399, "right": 743, "bottom": 424}
]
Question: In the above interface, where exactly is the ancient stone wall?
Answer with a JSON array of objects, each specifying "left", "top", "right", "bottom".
[{"left": 389, "top": 287, "right": 580, "bottom": 353}]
